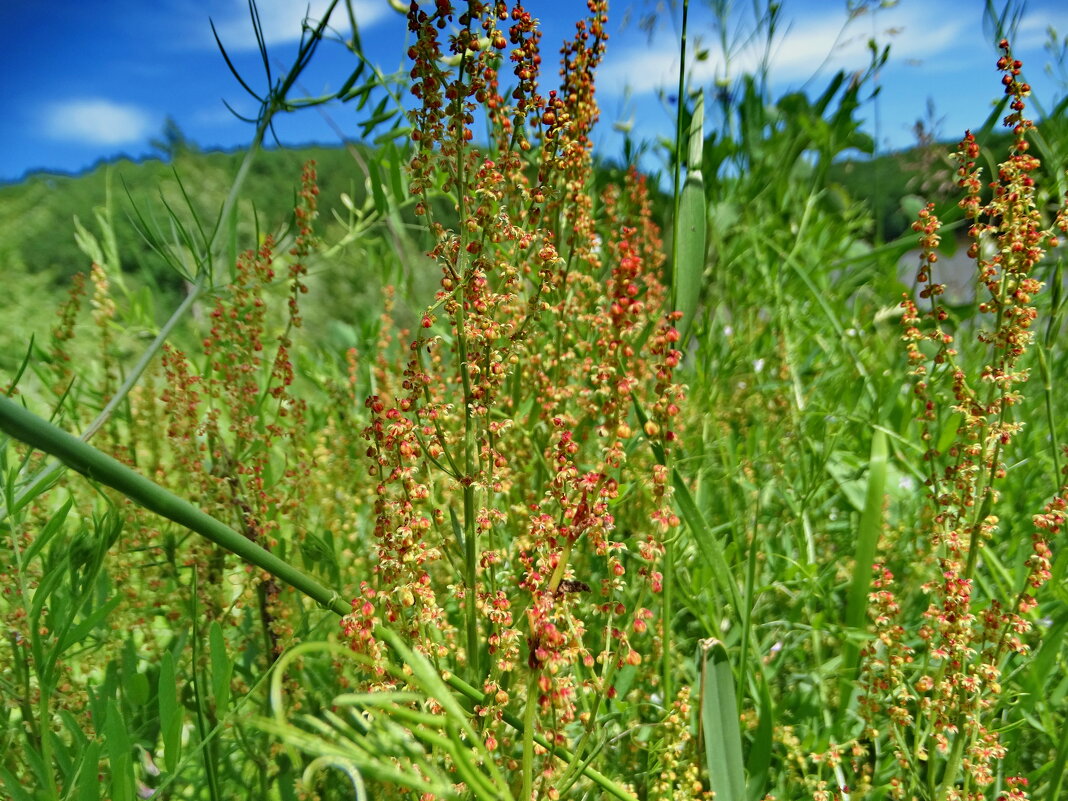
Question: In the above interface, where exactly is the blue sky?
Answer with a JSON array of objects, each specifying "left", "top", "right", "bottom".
[{"left": 2, "top": 1, "right": 1067, "bottom": 183}]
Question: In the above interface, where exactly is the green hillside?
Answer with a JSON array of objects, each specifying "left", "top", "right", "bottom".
[{"left": 1, "top": 145, "right": 381, "bottom": 286}]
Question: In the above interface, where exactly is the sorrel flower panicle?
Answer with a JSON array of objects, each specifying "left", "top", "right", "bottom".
[
  {"left": 336, "top": 2, "right": 687, "bottom": 797},
  {"left": 859, "top": 41, "right": 1067, "bottom": 801}
]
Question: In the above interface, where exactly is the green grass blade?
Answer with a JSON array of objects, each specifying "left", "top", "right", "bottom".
[
  {"left": 673, "top": 469, "right": 743, "bottom": 617},
  {"left": 673, "top": 85, "right": 706, "bottom": 341},
  {"left": 3, "top": 334, "right": 34, "bottom": 396},
  {"left": 1046, "top": 718, "right": 1068, "bottom": 801},
  {"left": 59, "top": 595, "right": 122, "bottom": 654},
  {"left": 209, "top": 621, "right": 233, "bottom": 715},
  {"left": 699, "top": 639, "right": 746, "bottom": 801},
  {"left": 24, "top": 497, "right": 72, "bottom": 563},
  {"left": 674, "top": 174, "right": 706, "bottom": 340},
  {"left": 104, "top": 699, "right": 134, "bottom": 801},
  {"left": 0, "top": 767, "right": 34, "bottom": 801},
  {"left": 159, "top": 650, "right": 183, "bottom": 771},
  {"left": 73, "top": 741, "right": 103, "bottom": 801},
  {"left": 747, "top": 671, "right": 774, "bottom": 801},
  {"left": 839, "top": 428, "right": 888, "bottom": 711}
]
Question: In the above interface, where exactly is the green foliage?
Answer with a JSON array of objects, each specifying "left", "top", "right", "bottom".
[{"left": 698, "top": 639, "right": 746, "bottom": 801}]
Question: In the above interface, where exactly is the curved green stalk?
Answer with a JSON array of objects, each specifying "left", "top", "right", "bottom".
[
  {"left": 520, "top": 671, "right": 540, "bottom": 801},
  {"left": 0, "top": 394, "right": 350, "bottom": 618}
]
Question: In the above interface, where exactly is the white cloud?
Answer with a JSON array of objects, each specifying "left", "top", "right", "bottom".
[
  {"left": 1016, "top": 12, "right": 1068, "bottom": 50},
  {"left": 599, "top": 2, "right": 965, "bottom": 96},
  {"left": 41, "top": 99, "right": 155, "bottom": 145},
  {"left": 209, "top": 0, "right": 392, "bottom": 50}
]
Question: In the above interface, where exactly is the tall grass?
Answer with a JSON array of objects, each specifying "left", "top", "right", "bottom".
[{"left": 2, "top": 2, "right": 1067, "bottom": 800}]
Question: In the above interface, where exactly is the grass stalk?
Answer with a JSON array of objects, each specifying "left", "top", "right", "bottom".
[
  {"left": 520, "top": 670, "right": 539, "bottom": 801},
  {"left": 0, "top": 394, "right": 351, "bottom": 618},
  {"left": 670, "top": 0, "right": 689, "bottom": 265}
]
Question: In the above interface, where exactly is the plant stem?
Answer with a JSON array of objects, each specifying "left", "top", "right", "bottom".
[
  {"left": 662, "top": 0, "right": 688, "bottom": 708},
  {"left": 661, "top": 537, "right": 675, "bottom": 705},
  {"left": 520, "top": 670, "right": 539, "bottom": 801},
  {"left": 671, "top": 0, "right": 690, "bottom": 266},
  {"left": 450, "top": 20, "right": 483, "bottom": 684}
]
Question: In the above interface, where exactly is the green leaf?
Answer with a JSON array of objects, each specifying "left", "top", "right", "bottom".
[
  {"left": 104, "top": 700, "right": 134, "bottom": 801},
  {"left": 374, "top": 125, "right": 413, "bottom": 146},
  {"left": 825, "top": 450, "right": 868, "bottom": 513},
  {"left": 747, "top": 672, "right": 774, "bottom": 801},
  {"left": 127, "top": 671, "right": 150, "bottom": 707},
  {"left": 2, "top": 334, "right": 35, "bottom": 398},
  {"left": 366, "top": 157, "right": 388, "bottom": 215},
  {"left": 674, "top": 91, "right": 707, "bottom": 341},
  {"left": 672, "top": 469, "right": 742, "bottom": 617},
  {"left": 687, "top": 89, "right": 705, "bottom": 170},
  {"left": 386, "top": 142, "right": 407, "bottom": 200},
  {"left": 1046, "top": 712, "right": 1068, "bottom": 801},
  {"left": 73, "top": 741, "right": 103, "bottom": 801},
  {"left": 699, "top": 639, "right": 746, "bottom": 801},
  {"left": 0, "top": 766, "right": 34, "bottom": 801},
  {"left": 159, "top": 651, "right": 183, "bottom": 770},
  {"left": 59, "top": 595, "right": 122, "bottom": 654},
  {"left": 24, "top": 496, "right": 72, "bottom": 563},
  {"left": 209, "top": 621, "right": 232, "bottom": 714},
  {"left": 936, "top": 412, "right": 962, "bottom": 457},
  {"left": 900, "top": 194, "right": 927, "bottom": 222},
  {"left": 839, "top": 429, "right": 888, "bottom": 709}
]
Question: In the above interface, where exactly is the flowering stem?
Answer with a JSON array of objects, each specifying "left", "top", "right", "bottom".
[
  {"left": 663, "top": 0, "right": 690, "bottom": 709},
  {"left": 450, "top": 21, "right": 483, "bottom": 683},
  {"left": 520, "top": 670, "right": 539, "bottom": 801},
  {"left": 1038, "top": 347, "right": 1062, "bottom": 479},
  {"left": 2, "top": 4, "right": 335, "bottom": 521},
  {"left": 463, "top": 466, "right": 480, "bottom": 677},
  {"left": 937, "top": 720, "right": 968, "bottom": 801},
  {"left": 0, "top": 281, "right": 204, "bottom": 520},
  {"left": 662, "top": 537, "right": 675, "bottom": 704}
]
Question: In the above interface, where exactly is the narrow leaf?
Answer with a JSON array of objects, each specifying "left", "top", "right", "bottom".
[
  {"left": 24, "top": 496, "right": 73, "bottom": 563},
  {"left": 210, "top": 621, "right": 232, "bottom": 714},
  {"left": 59, "top": 596, "right": 122, "bottom": 654},
  {"left": 104, "top": 699, "right": 134, "bottom": 801},
  {"left": 840, "top": 429, "right": 888, "bottom": 708},
  {"left": 366, "top": 157, "right": 388, "bottom": 215},
  {"left": 674, "top": 175, "right": 706, "bottom": 340},
  {"left": 73, "top": 741, "right": 102, "bottom": 801},
  {"left": 699, "top": 639, "right": 746, "bottom": 801},
  {"left": 673, "top": 470, "right": 743, "bottom": 617},
  {"left": 0, "top": 767, "right": 34, "bottom": 801},
  {"left": 159, "top": 650, "right": 183, "bottom": 770},
  {"left": 747, "top": 672, "right": 774, "bottom": 801},
  {"left": 674, "top": 89, "right": 707, "bottom": 340}
]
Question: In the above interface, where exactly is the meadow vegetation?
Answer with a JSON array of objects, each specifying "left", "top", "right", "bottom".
[{"left": 2, "top": 2, "right": 1068, "bottom": 800}]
